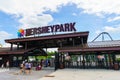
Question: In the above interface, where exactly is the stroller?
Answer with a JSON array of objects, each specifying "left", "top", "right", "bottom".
[{"left": 36, "top": 64, "right": 41, "bottom": 71}]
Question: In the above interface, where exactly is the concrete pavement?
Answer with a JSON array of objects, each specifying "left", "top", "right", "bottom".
[
  {"left": 38, "top": 69, "right": 120, "bottom": 80},
  {"left": 0, "top": 67, "right": 54, "bottom": 80},
  {"left": 0, "top": 68, "right": 120, "bottom": 80}
]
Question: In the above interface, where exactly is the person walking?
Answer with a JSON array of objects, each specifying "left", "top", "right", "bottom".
[
  {"left": 19, "top": 62, "right": 24, "bottom": 74},
  {"left": 25, "top": 62, "right": 29, "bottom": 74},
  {"left": 28, "top": 62, "right": 32, "bottom": 74},
  {"left": 6, "top": 60, "right": 9, "bottom": 68}
]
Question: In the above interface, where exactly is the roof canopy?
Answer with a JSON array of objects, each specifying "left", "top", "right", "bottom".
[
  {"left": 0, "top": 47, "right": 47, "bottom": 56},
  {"left": 5, "top": 31, "right": 89, "bottom": 48}
]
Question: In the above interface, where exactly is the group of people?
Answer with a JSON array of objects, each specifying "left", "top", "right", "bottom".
[
  {"left": 35, "top": 59, "right": 51, "bottom": 70},
  {"left": 19, "top": 59, "right": 52, "bottom": 74},
  {"left": 20, "top": 61, "right": 32, "bottom": 74},
  {"left": 1, "top": 60, "right": 9, "bottom": 68}
]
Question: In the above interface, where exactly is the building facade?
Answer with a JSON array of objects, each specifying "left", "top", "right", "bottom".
[{"left": 0, "top": 23, "right": 120, "bottom": 70}]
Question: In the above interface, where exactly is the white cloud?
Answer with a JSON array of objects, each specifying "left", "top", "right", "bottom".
[
  {"left": 73, "top": 0, "right": 120, "bottom": 15},
  {"left": 108, "top": 16, "right": 120, "bottom": 22},
  {"left": 0, "top": 31, "right": 12, "bottom": 47},
  {"left": 0, "top": 0, "right": 120, "bottom": 29},
  {"left": 19, "top": 14, "right": 53, "bottom": 29},
  {"left": 1, "top": 0, "right": 120, "bottom": 16},
  {"left": 72, "top": 13, "right": 77, "bottom": 16},
  {"left": 0, "top": 31, "right": 12, "bottom": 39},
  {"left": 95, "top": 24, "right": 120, "bottom": 40},
  {"left": 0, "top": 0, "right": 71, "bottom": 15},
  {"left": 0, "top": 0, "right": 72, "bottom": 29},
  {"left": 95, "top": 30, "right": 102, "bottom": 35},
  {"left": 104, "top": 26, "right": 120, "bottom": 33}
]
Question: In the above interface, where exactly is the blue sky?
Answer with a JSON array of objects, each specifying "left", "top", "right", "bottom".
[{"left": 0, "top": 0, "right": 120, "bottom": 47}]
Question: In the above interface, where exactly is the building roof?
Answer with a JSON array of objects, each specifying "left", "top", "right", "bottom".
[
  {"left": 0, "top": 48, "right": 34, "bottom": 55},
  {"left": 88, "top": 40, "right": 120, "bottom": 48},
  {"left": 58, "top": 46, "right": 120, "bottom": 53},
  {"left": 2, "top": 31, "right": 120, "bottom": 54},
  {"left": 58, "top": 40, "right": 120, "bottom": 53},
  {"left": 0, "top": 48, "right": 47, "bottom": 55},
  {"left": 5, "top": 31, "right": 89, "bottom": 43},
  {"left": 5, "top": 31, "right": 89, "bottom": 48}
]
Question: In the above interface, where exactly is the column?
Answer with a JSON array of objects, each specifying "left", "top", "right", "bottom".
[
  {"left": 82, "top": 53, "right": 85, "bottom": 69},
  {"left": 72, "top": 38, "right": 75, "bottom": 46},
  {"left": 55, "top": 52, "right": 59, "bottom": 71},
  {"left": 108, "top": 52, "right": 112, "bottom": 69},
  {"left": 10, "top": 43, "right": 13, "bottom": 51},
  {"left": 17, "top": 43, "right": 20, "bottom": 50},
  {"left": 104, "top": 54, "right": 108, "bottom": 69},
  {"left": 25, "top": 42, "right": 27, "bottom": 50}
]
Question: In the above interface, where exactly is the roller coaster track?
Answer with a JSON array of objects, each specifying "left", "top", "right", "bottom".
[{"left": 92, "top": 32, "right": 113, "bottom": 42}]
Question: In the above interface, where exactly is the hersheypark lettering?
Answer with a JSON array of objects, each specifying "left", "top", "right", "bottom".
[{"left": 25, "top": 22, "right": 76, "bottom": 36}]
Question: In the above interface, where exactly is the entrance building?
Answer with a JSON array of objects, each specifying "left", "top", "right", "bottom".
[{"left": 0, "top": 27, "right": 120, "bottom": 70}]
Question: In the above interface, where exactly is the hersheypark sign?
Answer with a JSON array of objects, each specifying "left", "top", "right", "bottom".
[{"left": 17, "top": 22, "right": 76, "bottom": 37}]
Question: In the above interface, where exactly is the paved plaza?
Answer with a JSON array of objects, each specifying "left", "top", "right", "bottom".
[
  {"left": 0, "top": 67, "right": 54, "bottom": 80},
  {"left": 39, "top": 69, "right": 120, "bottom": 80},
  {"left": 0, "top": 68, "right": 120, "bottom": 80}
]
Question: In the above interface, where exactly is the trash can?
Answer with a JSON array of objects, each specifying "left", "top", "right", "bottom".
[{"left": 114, "top": 63, "right": 119, "bottom": 70}]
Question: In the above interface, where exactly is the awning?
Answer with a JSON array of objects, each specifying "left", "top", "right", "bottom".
[{"left": 0, "top": 48, "right": 47, "bottom": 56}]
